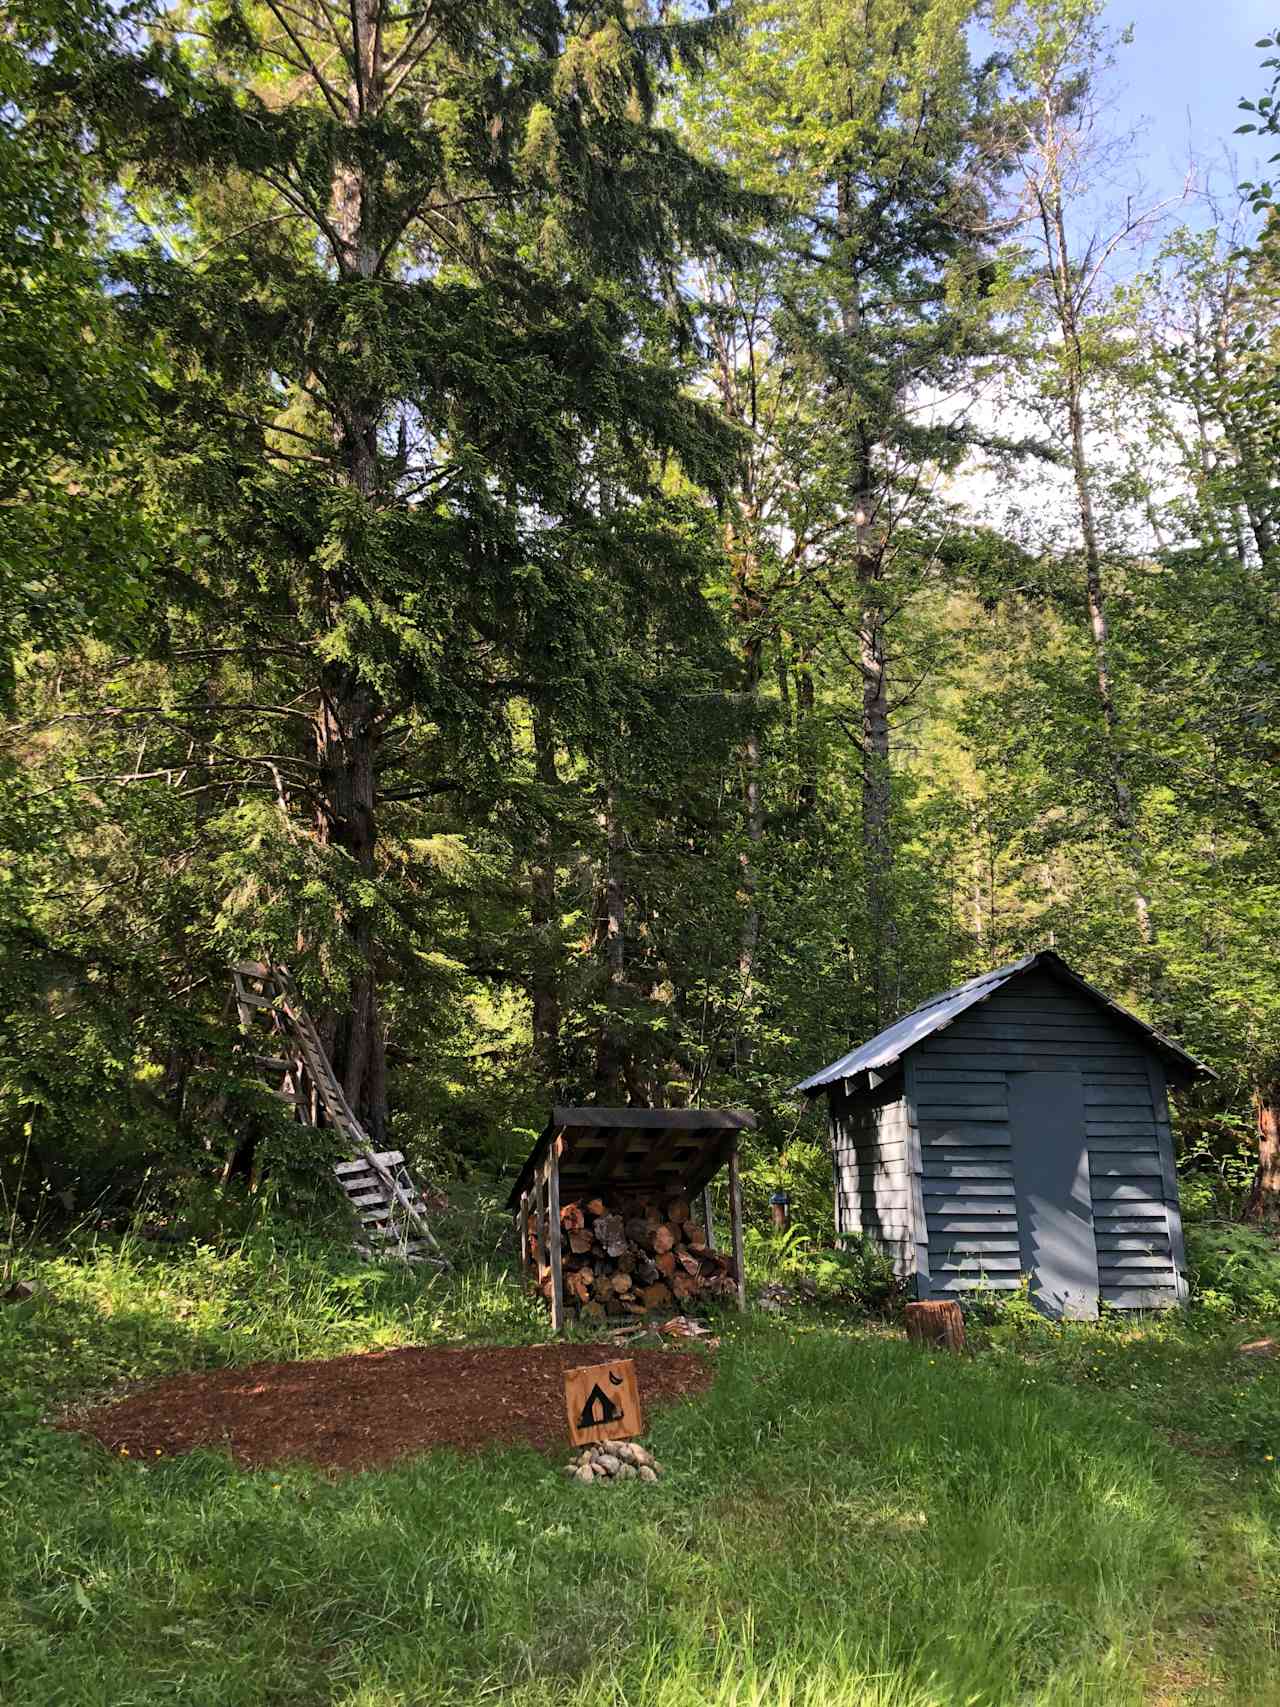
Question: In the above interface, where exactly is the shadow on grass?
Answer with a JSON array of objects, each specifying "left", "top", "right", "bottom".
[{"left": 1, "top": 1237, "right": 549, "bottom": 1443}]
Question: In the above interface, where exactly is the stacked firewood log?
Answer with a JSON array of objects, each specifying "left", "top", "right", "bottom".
[{"left": 528, "top": 1192, "right": 738, "bottom": 1319}]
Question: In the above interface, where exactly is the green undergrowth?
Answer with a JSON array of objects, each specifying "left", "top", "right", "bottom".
[
  {"left": 2, "top": 1238, "right": 1279, "bottom": 1705},
  {"left": 1186, "top": 1219, "right": 1280, "bottom": 1317}
]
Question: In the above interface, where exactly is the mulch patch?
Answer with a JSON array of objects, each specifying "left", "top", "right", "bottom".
[{"left": 65, "top": 1342, "right": 715, "bottom": 1473}]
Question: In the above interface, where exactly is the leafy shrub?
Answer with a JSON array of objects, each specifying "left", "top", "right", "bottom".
[
  {"left": 1186, "top": 1220, "right": 1280, "bottom": 1316},
  {"left": 1177, "top": 1158, "right": 1255, "bottom": 1223},
  {"left": 1177, "top": 1172, "right": 1222, "bottom": 1223},
  {"left": 744, "top": 1222, "right": 900, "bottom": 1310}
]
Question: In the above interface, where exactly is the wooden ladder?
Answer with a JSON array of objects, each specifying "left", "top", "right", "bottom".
[{"left": 230, "top": 962, "right": 448, "bottom": 1269}]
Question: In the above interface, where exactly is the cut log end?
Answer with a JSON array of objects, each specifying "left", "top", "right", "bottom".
[
  {"left": 904, "top": 1299, "right": 966, "bottom": 1353},
  {"left": 527, "top": 1188, "right": 733, "bottom": 1322}
]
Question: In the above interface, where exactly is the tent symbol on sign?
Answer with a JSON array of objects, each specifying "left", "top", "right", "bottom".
[{"left": 577, "top": 1381, "right": 623, "bottom": 1429}]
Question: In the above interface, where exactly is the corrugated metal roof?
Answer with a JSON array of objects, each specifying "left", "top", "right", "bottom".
[{"left": 792, "top": 950, "right": 1211, "bottom": 1093}]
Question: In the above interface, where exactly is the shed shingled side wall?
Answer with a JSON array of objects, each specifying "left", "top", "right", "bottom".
[{"left": 831, "top": 1078, "right": 914, "bottom": 1270}]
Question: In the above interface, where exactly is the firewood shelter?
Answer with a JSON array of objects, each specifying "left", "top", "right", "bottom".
[{"left": 506, "top": 1107, "right": 755, "bottom": 1330}]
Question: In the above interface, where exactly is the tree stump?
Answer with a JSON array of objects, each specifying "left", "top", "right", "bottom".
[{"left": 905, "top": 1299, "right": 965, "bottom": 1352}]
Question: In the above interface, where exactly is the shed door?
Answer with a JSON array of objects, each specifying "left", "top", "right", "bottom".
[{"left": 1008, "top": 1070, "right": 1099, "bottom": 1321}]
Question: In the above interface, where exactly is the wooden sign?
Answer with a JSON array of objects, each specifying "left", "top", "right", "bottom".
[{"left": 564, "top": 1358, "right": 643, "bottom": 1447}]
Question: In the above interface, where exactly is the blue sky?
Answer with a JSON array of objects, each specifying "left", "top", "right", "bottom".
[{"left": 1104, "top": 0, "right": 1275, "bottom": 195}]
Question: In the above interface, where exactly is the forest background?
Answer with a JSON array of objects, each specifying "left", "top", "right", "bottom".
[{"left": 4, "top": 0, "right": 1280, "bottom": 1255}]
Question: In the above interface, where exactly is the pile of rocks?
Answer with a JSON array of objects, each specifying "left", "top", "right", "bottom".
[
  {"left": 565, "top": 1439, "right": 663, "bottom": 1485},
  {"left": 756, "top": 1278, "right": 820, "bottom": 1312}
]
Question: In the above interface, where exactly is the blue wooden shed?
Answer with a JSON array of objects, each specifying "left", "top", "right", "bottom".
[{"left": 795, "top": 952, "right": 1211, "bottom": 1318}]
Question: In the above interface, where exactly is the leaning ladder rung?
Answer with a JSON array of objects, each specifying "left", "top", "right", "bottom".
[
  {"left": 361, "top": 1197, "right": 427, "bottom": 1220},
  {"left": 355, "top": 1241, "right": 443, "bottom": 1266},
  {"left": 234, "top": 963, "right": 447, "bottom": 1270},
  {"left": 338, "top": 1173, "right": 378, "bottom": 1193}
]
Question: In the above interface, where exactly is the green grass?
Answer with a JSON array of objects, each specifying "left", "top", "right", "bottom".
[{"left": 2, "top": 1235, "right": 1280, "bottom": 1705}]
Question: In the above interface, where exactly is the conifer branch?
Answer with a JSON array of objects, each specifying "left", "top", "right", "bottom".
[
  {"left": 259, "top": 0, "right": 350, "bottom": 120},
  {"left": 381, "top": 2, "right": 441, "bottom": 95}
]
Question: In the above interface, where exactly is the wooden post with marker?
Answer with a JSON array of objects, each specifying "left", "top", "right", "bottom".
[
  {"left": 532, "top": 1168, "right": 546, "bottom": 1272},
  {"left": 516, "top": 1188, "right": 532, "bottom": 1276}
]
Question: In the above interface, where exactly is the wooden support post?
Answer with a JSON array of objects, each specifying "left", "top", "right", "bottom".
[
  {"left": 545, "top": 1150, "right": 565, "bottom": 1334},
  {"left": 516, "top": 1189, "right": 530, "bottom": 1272},
  {"left": 728, "top": 1145, "right": 746, "bottom": 1311},
  {"left": 533, "top": 1168, "right": 546, "bottom": 1272},
  {"left": 831, "top": 1105, "right": 841, "bottom": 1247},
  {"left": 701, "top": 1184, "right": 716, "bottom": 1251},
  {"left": 905, "top": 1300, "right": 965, "bottom": 1352}
]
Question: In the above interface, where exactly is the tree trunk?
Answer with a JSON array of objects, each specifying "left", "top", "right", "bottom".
[
  {"left": 795, "top": 641, "right": 817, "bottom": 816},
  {"left": 594, "top": 779, "right": 628, "bottom": 1098},
  {"left": 970, "top": 808, "right": 986, "bottom": 954},
  {"left": 859, "top": 570, "right": 895, "bottom": 1022},
  {"left": 1246, "top": 1082, "right": 1280, "bottom": 1223},
  {"left": 530, "top": 704, "right": 561, "bottom": 1088},
  {"left": 838, "top": 172, "right": 897, "bottom": 1023},
  {"left": 1209, "top": 279, "right": 1276, "bottom": 565},
  {"left": 727, "top": 518, "right": 764, "bottom": 1059},
  {"left": 314, "top": 670, "right": 387, "bottom": 1138},
  {"left": 739, "top": 717, "right": 762, "bottom": 1041},
  {"left": 308, "top": 0, "right": 390, "bottom": 1138},
  {"left": 708, "top": 300, "right": 769, "bottom": 1063}
]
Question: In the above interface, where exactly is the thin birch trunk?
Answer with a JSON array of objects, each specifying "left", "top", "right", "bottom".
[
  {"left": 1039, "top": 153, "right": 1153, "bottom": 945},
  {"left": 839, "top": 173, "right": 897, "bottom": 1022}
]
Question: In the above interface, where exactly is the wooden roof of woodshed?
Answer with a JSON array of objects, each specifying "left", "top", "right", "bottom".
[{"left": 505, "top": 1107, "right": 755, "bottom": 1209}]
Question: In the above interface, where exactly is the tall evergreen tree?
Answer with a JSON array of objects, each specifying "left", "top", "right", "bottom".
[
  {"left": 683, "top": 0, "right": 1008, "bottom": 1028},
  {"left": 34, "top": 0, "right": 754, "bottom": 1138}
]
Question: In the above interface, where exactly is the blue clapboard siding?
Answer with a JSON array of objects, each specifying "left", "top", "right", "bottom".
[
  {"left": 901, "top": 972, "right": 1182, "bottom": 1310},
  {"left": 903, "top": 1061, "right": 1015, "bottom": 1296},
  {"left": 1083, "top": 1064, "right": 1175, "bottom": 1305}
]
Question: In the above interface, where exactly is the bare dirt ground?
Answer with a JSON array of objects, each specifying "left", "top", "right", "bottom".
[{"left": 66, "top": 1341, "right": 714, "bottom": 1472}]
